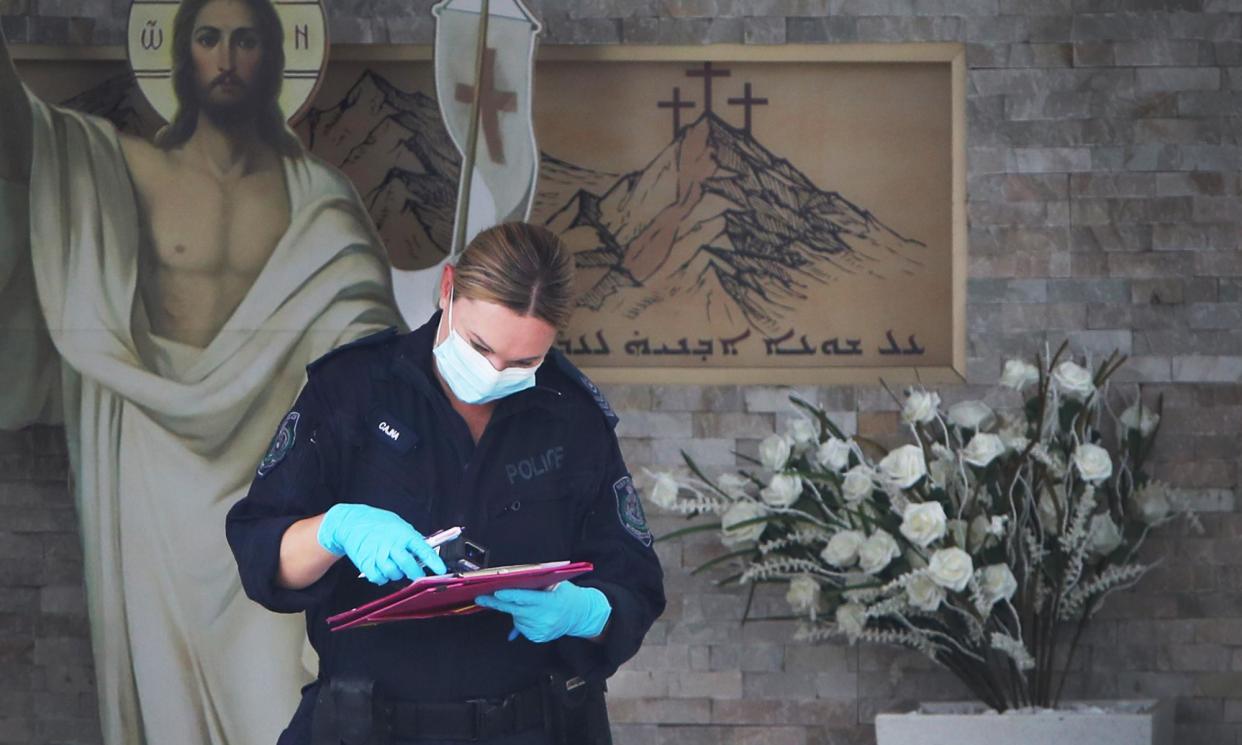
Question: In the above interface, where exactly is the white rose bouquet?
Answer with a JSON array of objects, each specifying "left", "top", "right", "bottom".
[{"left": 649, "top": 343, "right": 1194, "bottom": 711}]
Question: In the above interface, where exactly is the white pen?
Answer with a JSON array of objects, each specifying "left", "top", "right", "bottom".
[{"left": 357, "top": 525, "right": 464, "bottom": 579}]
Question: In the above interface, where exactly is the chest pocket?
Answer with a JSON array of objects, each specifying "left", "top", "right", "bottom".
[
  {"left": 485, "top": 468, "right": 598, "bottom": 565},
  {"left": 348, "top": 409, "right": 429, "bottom": 523}
]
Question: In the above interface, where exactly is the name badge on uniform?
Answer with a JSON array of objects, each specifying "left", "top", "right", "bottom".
[{"left": 366, "top": 409, "right": 418, "bottom": 455}]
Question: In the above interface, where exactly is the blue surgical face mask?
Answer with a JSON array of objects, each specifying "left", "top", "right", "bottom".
[{"left": 432, "top": 288, "right": 538, "bottom": 404}]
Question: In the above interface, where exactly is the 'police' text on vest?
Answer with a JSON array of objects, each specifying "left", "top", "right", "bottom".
[{"left": 505, "top": 446, "right": 565, "bottom": 485}]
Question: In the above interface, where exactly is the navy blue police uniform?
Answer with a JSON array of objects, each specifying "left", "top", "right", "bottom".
[{"left": 225, "top": 311, "right": 666, "bottom": 744}]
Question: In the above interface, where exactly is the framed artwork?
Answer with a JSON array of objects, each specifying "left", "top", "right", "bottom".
[{"left": 13, "top": 41, "right": 967, "bottom": 385}]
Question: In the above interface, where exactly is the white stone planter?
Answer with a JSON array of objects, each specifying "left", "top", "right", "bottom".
[{"left": 875, "top": 699, "right": 1173, "bottom": 745}]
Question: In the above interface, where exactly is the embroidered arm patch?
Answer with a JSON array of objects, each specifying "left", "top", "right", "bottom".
[
  {"left": 257, "top": 411, "right": 300, "bottom": 478},
  {"left": 613, "top": 475, "right": 653, "bottom": 546}
]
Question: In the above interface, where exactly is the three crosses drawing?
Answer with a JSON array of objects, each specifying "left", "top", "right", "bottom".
[{"left": 657, "top": 62, "right": 768, "bottom": 138}]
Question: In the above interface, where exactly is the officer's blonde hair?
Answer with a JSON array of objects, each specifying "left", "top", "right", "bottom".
[{"left": 453, "top": 222, "right": 576, "bottom": 330}]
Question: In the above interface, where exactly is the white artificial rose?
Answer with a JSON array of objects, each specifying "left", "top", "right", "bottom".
[
  {"left": 929, "top": 459, "right": 952, "bottom": 489},
  {"left": 836, "top": 602, "right": 867, "bottom": 640},
  {"left": 928, "top": 548, "right": 974, "bottom": 592},
  {"left": 815, "top": 437, "right": 853, "bottom": 472},
  {"left": 761, "top": 473, "right": 803, "bottom": 508},
  {"left": 759, "top": 433, "right": 793, "bottom": 471},
  {"left": 906, "top": 571, "right": 945, "bottom": 611},
  {"left": 962, "top": 433, "right": 1006, "bottom": 468},
  {"left": 1120, "top": 401, "right": 1160, "bottom": 437},
  {"left": 902, "top": 388, "right": 941, "bottom": 425},
  {"left": 900, "top": 501, "right": 948, "bottom": 547},
  {"left": 785, "top": 574, "right": 821, "bottom": 615},
  {"left": 647, "top": 472, "right": 680, "bottom": 510},
  {"left": 931, "top": 443, "right": 955, "bottom": 462},
  {"left": 842, "top": 465, "right": 876, "bottom": 503},
  {"left": 879, "top": 444, "right": 927, "bottom": 489},
  {"left": 1132, "top": 481, "right": 1171, "bottom": 524},
  {"left": 821, "top": 530, "right": 866, "bottom": 567},
  {"left": 787, "top": 418, "right": 819, "bottom": 451},
  {"left": 1052, "top": 360, "right": 1095, "bottom": 401},
  {"left": 720, "top": 500, "right": 767, "bottom": 546},
  {"left": 1087, "top": 513, "right": 1123, "bottom": 556},
  {"left": 858, "top": 530, "right": 901, "bottom": 575},
  {"left": 977, "top": 564, "right": 1018, "bottom": 608},
  {"left": 948, "top": 400, "right": 996, "bottom": 431},
  {"left": 717, "top": 472, "right": 752, "bottom": 499},
  {"left": 1074, "top": 443, "right": 1113, "bottom": 483},
  {"left": 1000, "top": 359, "right": 1039, "bottom": 390}
]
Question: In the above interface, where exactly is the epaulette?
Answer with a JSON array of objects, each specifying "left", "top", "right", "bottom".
[
  {"left": 306, "top": 327, "right": 401, "bottom": 373},
  {"left": 550, "top": 349, "right": 619, "bottom": 429}
]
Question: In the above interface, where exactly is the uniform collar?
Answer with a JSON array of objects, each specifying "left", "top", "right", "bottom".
[{"left": 392, "top": 310, "right": 568, "bottom": 419}]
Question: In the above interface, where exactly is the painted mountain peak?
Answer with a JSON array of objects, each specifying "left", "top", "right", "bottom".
[
  {"left": 547, "top": 111, "right": 927, "bottom": 334},
  {"left": 297, "top": 69, "right": 617, "bottom": 272},
  {"left": 297, "top": 70, "right": 462, "bottom": 271}
]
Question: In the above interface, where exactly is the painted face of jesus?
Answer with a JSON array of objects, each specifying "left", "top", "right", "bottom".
[{"left": 190, "top": 0, "right": 265, "bottom": 124}]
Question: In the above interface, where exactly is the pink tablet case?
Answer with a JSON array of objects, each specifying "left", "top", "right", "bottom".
[{"left": 326, "top": 561, "right": 594, "bottom": 631}]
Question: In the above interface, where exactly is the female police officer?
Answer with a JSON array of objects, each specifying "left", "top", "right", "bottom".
[{"left": 225, "top": 223, "right": 665, "bottom": 744}]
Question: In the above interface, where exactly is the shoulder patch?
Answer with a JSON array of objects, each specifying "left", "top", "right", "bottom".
[
  {"left": 257, "top": 411, "right": 300, "bottom": 478},
  {"left": 613, "top": 475, "right": 652, "bottom": 546},
  {"left": 551, "top": 351, "right": 619, "bottom": 429},
  {"left": 306, "top": 327, "right": 401, "bottom": 373}
]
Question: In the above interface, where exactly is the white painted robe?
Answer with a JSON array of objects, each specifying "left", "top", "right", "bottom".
[{"left": 0, "top": 88, "right": 403, "bottom": 745}]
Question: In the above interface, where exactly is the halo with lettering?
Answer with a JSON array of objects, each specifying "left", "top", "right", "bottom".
[{"left": 126, "top": 0, "right": 328, "bottom": 124}]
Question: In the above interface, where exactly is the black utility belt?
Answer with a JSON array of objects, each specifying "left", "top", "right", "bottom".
[{"left": 311, "top": 677, "right": 545, "bottom": 744}]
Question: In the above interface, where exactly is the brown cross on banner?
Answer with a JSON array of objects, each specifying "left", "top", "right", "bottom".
[
  {"left": 685, "top": 61, "right": 730, "bottom": 115},
  {"left": 656, "top": 86, "right": 696, "bottom": 137},
  {"left": 454, "top": 47, "right": 517, "bottom": 164},
  {"left": 726, "top": 82, "right": 768, "bottom": 135}
]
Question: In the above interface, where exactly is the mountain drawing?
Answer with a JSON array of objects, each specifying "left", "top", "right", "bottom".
[
  {"left": 531, "top": 153, "right": 619, "bottom": 222},
  {"left": 297, "top": 70, "right": 927, "bottom": 333},
  {"left": 296, "top": 69, "right": 619, "bottom": 272},
  {"left": 545, "top": 112, "right": 927, "bottom": 334},
  {"left": 297, "top": 70, "right": 463, "bottom": 271}
]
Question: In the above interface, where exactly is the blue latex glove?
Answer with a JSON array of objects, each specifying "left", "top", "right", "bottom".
[
  {"left": 474, "top": 582, "right": 611, "bottom": 643},
  {"left": 317, "top": 504, "right": 447, "bottom": 585}
]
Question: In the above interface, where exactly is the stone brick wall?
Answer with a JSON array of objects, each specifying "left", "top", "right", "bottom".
[{"left": 2, "top": 1, "right": 1240, "bottom": 744}]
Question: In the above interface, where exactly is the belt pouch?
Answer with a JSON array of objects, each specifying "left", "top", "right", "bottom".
[{"left": 311, "top": 677, "right": 392, "bottom": 745}]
